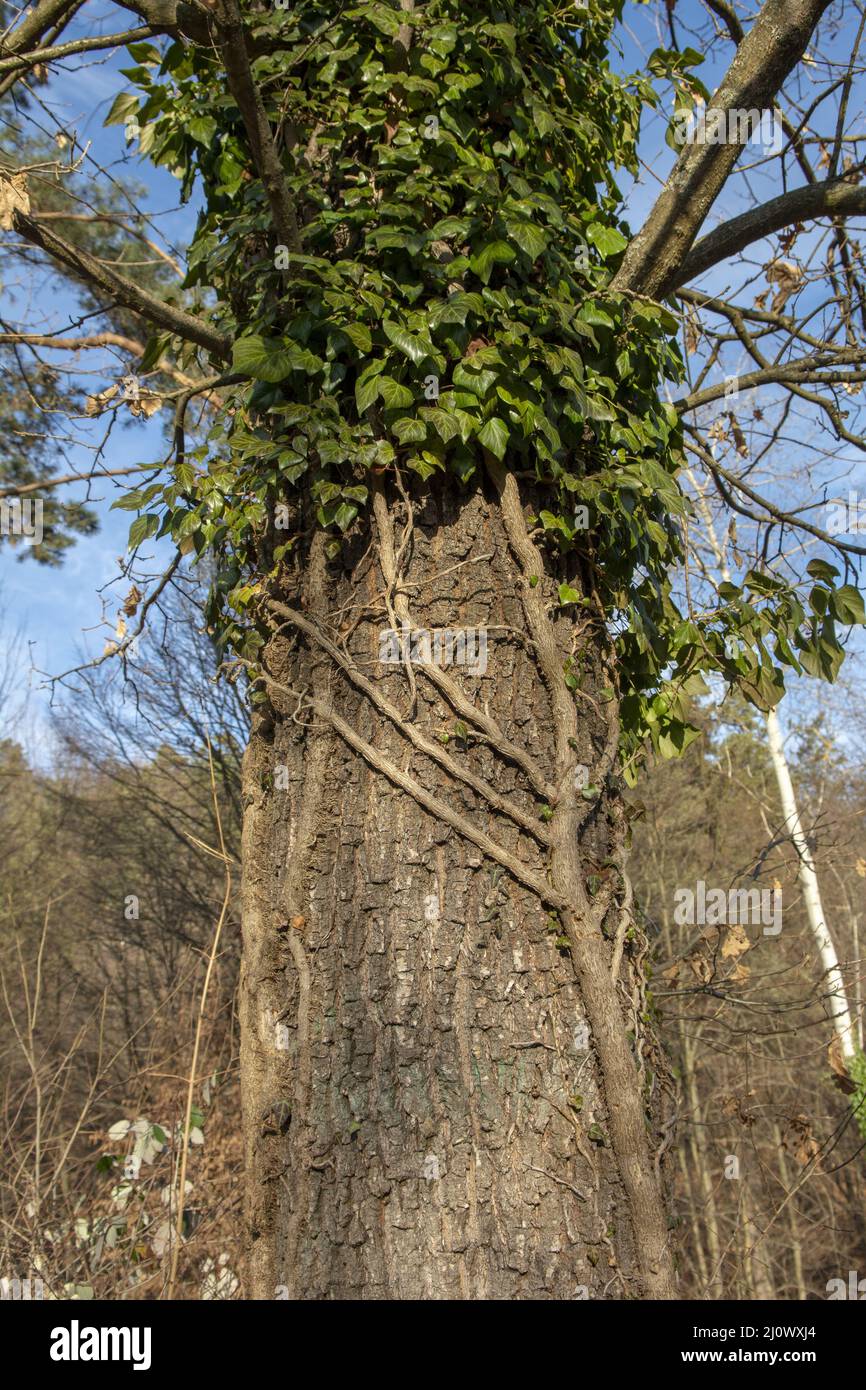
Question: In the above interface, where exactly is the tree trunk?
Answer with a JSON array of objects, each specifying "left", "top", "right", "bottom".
[
  {"left": 238, "top": 474, "right": 676, "bottom": 1299},
  {"left": 765, "top": 707, "right": 857, "bottom": 1059}
]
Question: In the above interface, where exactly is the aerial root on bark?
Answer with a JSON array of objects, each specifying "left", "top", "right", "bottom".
[{"left": 237, "top": 476, "right": 676, "bottom": 1296}]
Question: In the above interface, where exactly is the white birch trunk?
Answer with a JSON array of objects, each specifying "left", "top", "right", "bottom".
[
  {"left": 683, "top": 457, "right": 859, "bottom": 1065},
  {"left": 766, "top": 706, "right": 857, "bottom": 1061}
]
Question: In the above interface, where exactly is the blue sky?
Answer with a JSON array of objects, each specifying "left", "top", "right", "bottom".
[{"left": 1, "top": 8, "right": 194, "bottom": 736}]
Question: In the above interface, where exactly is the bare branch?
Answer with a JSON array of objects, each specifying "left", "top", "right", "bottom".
[
  {"left": 676, "top": 177, "right": 866, "bottom": 288},
  {"left": 0, "top": 329, "right": 147, "bottom": 353},
  {"left": 613, "top": 0, "right": 835, "bottom": 299},
  {"left": 9, "top": 209, "right": 231, "bottom": 360},
  {"left": 0, "top": 0, "right": 83, "bottom": 58},
  {"left": 0, "top": 26, "right": 156, "bottom": 75},
  {"left": 48, "top": 553, "right": 183, "bottom": 684},
  {"left": 0, "top": 465, "right": 157, "bottom": 502},
  {"left": 704, "top": 0, "right": 745, "bottom": 45},
  {"left": 684, "top": 430, "right": 866, "bottom": 557},
  {"left": 32, "top": 212, "right": 184, "bottom": 278},
  {"left": 677, "top": 353, "right": 866, "bottom": 412}
]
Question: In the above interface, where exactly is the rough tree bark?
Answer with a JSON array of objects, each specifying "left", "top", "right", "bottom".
[{"left": 238, "top": 472, "right": 676, "bottom": 1299}]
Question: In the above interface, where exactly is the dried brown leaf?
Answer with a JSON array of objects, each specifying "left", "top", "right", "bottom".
[
  {"left": 0, "top": 171, "right": 29, "bottom": 231},
  {"left": 721, "top": 923, "right": 751, "bottom": 960}
]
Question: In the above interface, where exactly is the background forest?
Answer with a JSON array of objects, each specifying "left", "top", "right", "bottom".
[{"left": 2, "top": 589, "right": 865, "bottom": 1299}]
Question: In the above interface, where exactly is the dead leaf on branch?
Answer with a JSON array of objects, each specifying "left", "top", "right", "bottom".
[
  {"left": 778, "top": 223, "right": 804, "bottom": 255},
  {"left": 765, "top": 258, "right": 804, "bottom": 312},
  {"left": 684, "top": 303, "right": 701, "bottom": 355},
  {"left": 721, "top": 923, "right": 751, "bottom": 960},
  {"left": 721, "top": 1090, "right": 757, "bottom": 1124},
  {"left": 828, "top": 1034, "right": 857, "bottom": 1095},
  {"left": 0, "top": 171, "right": 30, "bottom": 231},
  {"left": 128, "top": 391, "right": 162, "bottom": 419},
  {"left": 727, "top": 414, "right": 748, "bottom": 458},
  {"left": 687, "top": 953, "right": 713, "bottom": 984},
  {"left": 85, "top": 382, "right": 161, "bottom": 419},
  {"left": 782, "top": 1112, "right": 821, "bottom": 1168},
  {"left": 122, "top": 585, "right": 143, "bottom": 617},
  {"left": 85, "top": 384, "right": 119, "bottom": 417}
]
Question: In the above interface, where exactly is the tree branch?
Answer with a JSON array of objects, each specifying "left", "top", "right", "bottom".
[
  {"left": 0, "top": 0, "right": 83, "bottom": 57},
  {"left": 679, "top": 286, "right": 846, "bottom": 354},
  {"left": 0, "top": 329, "right": 232, "bottom": 398},
  {"left": 0, "top": 464, "right": 156, "bottom": 502},
  {"left": 676, "top": 352, "right": 866, "bottom": 411},
  {"left": 704, "top": 0, "right": 745, "bottom": 45},
  {"left": 31, "top": 211, "right": 184, "bottom": 277},
  {"left": 9, "top": 209, "right": 231, "bottom": 359},
  {"left": 0, "top": 329, "right": 147, "bottom": 353},
  {"left": 0, "top": 26, "right": 155, "bottom": 74},
  {"left": 48, "top": 553, "right": 183, "bottom": 684},
  {"left": 685, "top": 430, "right": 866, "bottom": 558},
  {"left": 209, "top": 0, "right": 301, "bottom": 254},
  {"left": 675, "top": 177, "right": 866, "bottom": 287},
  {"left": 613, "top": 0, "right": 835, "bottom": 300},
  {"left": 112, "top": 0, "right": 213, "bottom": 44}
]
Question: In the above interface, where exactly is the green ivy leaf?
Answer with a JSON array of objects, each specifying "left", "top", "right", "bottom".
[
  {"left": 504, "top": 219, "right": 549, "bottom": 261},
  {"left": 341, "top": 322, "right": 373, "bottom": 353},
  {"left": 378, "top": 377, "right": 415, "bottom": 410},
  {"left": 558, "top": 583, "right": 585, "bottom": 605},
  {"left": 383, "top": 320, "right": 431, "bottom": 364},
  {"left": 586, "top": 223, "right": 628, "bottom": 258},
  {"left": 232, "top": 336, "right": 293, "bottom": 383},
  {"left": 476, "top": 416, "right": 509, "bottom": 459},
  {"left": 830, "top": 584, "right": 866, "bottom": 625},
  {"left": 127, "top": 514, "right": 159, "bottom": 549},
  {"left": 469, "top": 240, "right": 516, "bottom": 284},
  {"left": 391, "top": 415, "right": 427, "bottom": 444}
]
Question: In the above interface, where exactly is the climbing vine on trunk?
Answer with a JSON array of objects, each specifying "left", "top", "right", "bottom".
[{"left": 107, "top": 1, "right": 860, "bottom": 764}]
